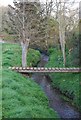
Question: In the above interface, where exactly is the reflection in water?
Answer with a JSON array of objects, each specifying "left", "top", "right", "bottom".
[{"left": 32, "top": 54, "right": 80, "bottom": 119}]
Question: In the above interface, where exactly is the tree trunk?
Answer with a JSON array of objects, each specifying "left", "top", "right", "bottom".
[
  {"left": 62, "top": 32, "right": 66, "bottom": 67},
  {"left": 59, "top": 27, "right": 66, "bottom": 67},
  {"left": 21, "top": 42, "right": 28, "bottom": 67},
  {"left": 58, "top": 0, "right": 66, "bottom": 67}
]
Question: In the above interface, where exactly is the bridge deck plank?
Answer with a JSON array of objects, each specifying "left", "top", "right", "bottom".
[{"left": 9, "top": 67, "right": 81, "bottom": 73}]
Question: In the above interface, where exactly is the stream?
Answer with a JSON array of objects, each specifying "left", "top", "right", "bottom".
[{"left": 32, "top": 54, "right": 80, "bottom": 119}]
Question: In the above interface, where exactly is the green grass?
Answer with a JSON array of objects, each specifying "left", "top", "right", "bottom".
[
  {"left": 2, "top": 43, "right": 59, "bottom": 118},
  {"left": 2, "top": 70, "right": 58, "bottom": 118},
  {"left": 2, "top": 43, "right": 41, "bottom": 67},
  {"left": 46, "top": 47, "right": 80, "bottom": 111}
]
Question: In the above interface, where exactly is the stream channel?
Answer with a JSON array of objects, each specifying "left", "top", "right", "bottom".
[{"left": 31, "top": 54, "right": 81, "bottom": 119}]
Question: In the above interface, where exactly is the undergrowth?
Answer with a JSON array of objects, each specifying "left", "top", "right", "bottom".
[
  {"left": 46, "top": 47, "right": 80, "bottom": 111},
  {"left": 2, "top": 43, "right": 41, "bottom": 68}
]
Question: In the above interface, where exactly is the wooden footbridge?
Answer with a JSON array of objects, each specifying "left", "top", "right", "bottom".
[{"left": 9, "top": 67, "right": 81, "bottom": 73}]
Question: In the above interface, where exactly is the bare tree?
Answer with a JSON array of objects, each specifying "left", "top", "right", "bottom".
[
  {"left": 58, "top": 0, "right": 66, "bottom": 66},
  {"left": 7, "top": 0, "right": 41, "bottom": 67},
  {"left": 48, "top": 0, "right": 79, "bottom": 66}
]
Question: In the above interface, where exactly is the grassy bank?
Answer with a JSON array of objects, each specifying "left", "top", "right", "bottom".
[
  {"left": 46, "top": 48, "right": 80, "bottom": 111},
  {"left": 2, "top": 43, "right": 41, "bottom": 67},
  {"left": 2, "top": 43, "right": 59, "bottom": 118},
  {"left": 2, "top": 70, "right": 58, "bottom": 118}
]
